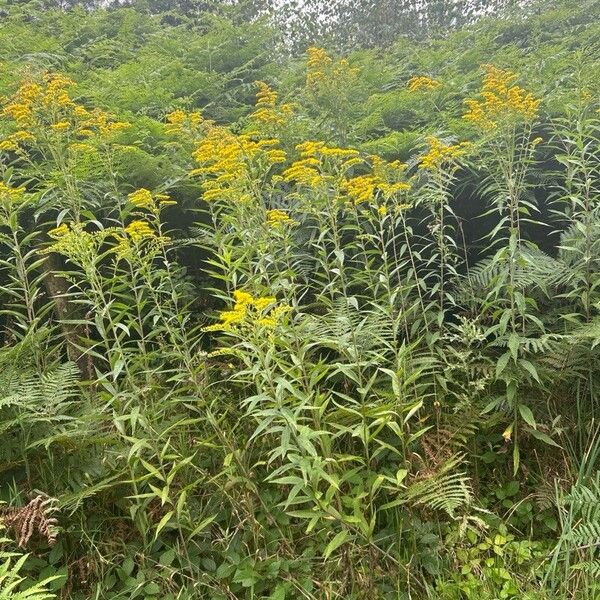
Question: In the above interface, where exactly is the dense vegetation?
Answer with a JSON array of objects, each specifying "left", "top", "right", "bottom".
[{"left": 1, "top": 0, "right": 600, "bottom": 598}]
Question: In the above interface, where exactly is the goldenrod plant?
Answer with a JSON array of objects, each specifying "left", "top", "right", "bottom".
[{"left": 0, "top": 1, "right": 599, "bottom": 598}]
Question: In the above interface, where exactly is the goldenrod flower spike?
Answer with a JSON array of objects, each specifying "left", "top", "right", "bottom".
[
  {"left": 250, "top": 81, "right": 294, "bottom": 128},
  {"left": 48, "top": 223, "right": 70, "bottom": 239},
  {"left": 165, "top": 109, "right": 203, "bottom": 134},
  {"left": 419, "top": 137, "right": 470, "bottom": 170},
  {"left": 463, "top": 64, "right": 540, "bottom": 130},
  {"left": 204, "top": 290, "right": 288, "bottom": 332},
  {"left": 0, "top": 182, "right": 26, "bottom": 204},
  {"left": 128, "top": 188, "right": 154, "bottom": 210},
  {"left": 266, "top": 209, "right": 295, "bottom": 228},
  {"left": 124, "top": 220, "right": 155, "bottom": 242},
  {"left": 407, "top": 76, "right": 441, "bottom": 92}
]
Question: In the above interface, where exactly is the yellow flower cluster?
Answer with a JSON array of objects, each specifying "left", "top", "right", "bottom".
[
  {"left": 2, "top": 101, "right": 33, "bottom": 126},
  {"left": 0, "top": 130, "right": 35, "bottom": 151},
  {"left": 42, "top": 73, "right": 76, "bottom": 108},
  {"left": 46, "top": 220, "right": 164, "bottom": 264},
  {"left": 191, "top": 126, "right": 286, "bottom": 203},
  {"left": 3, "top": 75, "right": 74, "bottom": 126},
  {"left": 0, "top": 182, "right": 26, "bottom": 209},
  {"left": 281, "top": 158, "right": 322, "bottom": 188},
  {"left": 250, "top": 81, "right": 293, "bottom": 127},
  {"left": 282, "top": 141, "right": 362, "bottom": 188},
  {"left": 419, "top": 137, "right": 470, "bottom": 170},
  {"left": 77, "top": 109, "right": 131, "bottom": 138},
  {"left": 128, "top": 188, "right": 153, "bottom": 209},
  {"left": 51, "top": 121, "right": 70, "bottom": 132},
  {"left": 0, "top": 74, "right": 130, "bottom": 145},
  {"left": 282, "top": 142, "right": 324, "bottom": 187},
  {"left": 342, "top": 156, "right": 411, "bottom": 205},
  {"left": 43, "top": 222, "right": 106, "bottom": 264},
  {"left": 205, "top": 290, "right": 288, "bottom": 331},
  {"left": 48, "top": 223, "right": 70, "bottom": 238},
  {"left": 124, "top": 219, "right": 156, "bottom": 242},
  {"left": 112, "top": 221, "right": 170, "bottom": 260},
  {"left": 266, "top": 209, "right": 295, "bottom": 228},
  {"left": 463, "top": 65, "right": 540, "bottom": 130},
  {"left": 306, "top": 47, "right": 359, "bottom": 92},
  {"left": 69, "top": 142, "right": 96, "bottom": 153},
  {"left": 257, "top": 81, "right": 277, "bottom": 107},
  {"left": 282, "top": 142, "right": 411, "bottom": 206},
  {"left": 371, "top": 156, "right": 412, "bottom": 198},
  {"left": 128, "top": 188, "right": 176, "bottom": 213},
  {"left": 407, "top": 76, "right": 441, "bottom": 92},
  {"left": 343, "top": 175, "right": 378, "bottom": 204},
  {"left": 306, "top": 47, "right": 333, "bottom": 87},
  {"left": 165, "top": 109, "right": 203, "bottom": 135}
]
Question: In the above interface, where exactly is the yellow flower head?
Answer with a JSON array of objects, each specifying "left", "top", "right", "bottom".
[
  {"left": 204, "top": 290, "right": 286, "bottom": 332},
  {"left": 78, "top": 109, "right": 131, "bottom": 138},
  {"left": 192, "top": 127, "right": 285, "bottom": 203},
  {"left": 128, "top": 188, "right": 154, "bottom": 210},
  {"left": 343, "top": 175, "right": 377, "bottom": 205},
  {"left": 463, "top": 64, "right": 540, "bottom": 130},
  {"left": 124, "top": 220, "right": 155, "bottom": 242},
  {"left": 306, "top": 47, "right": 333, "bottom": 87},
  {"left": 419, "top": 137, "right": 470, "bottom": 170},
  {"left": 42, "top": 74, "right": 75, "bottom": 105},
  {"left": 255, "top": 81, "right": 278, "bottom": 108},
  {"left": 233, "top": 290, "right": 254, "bottom": 308},
  {"left": 127, "top": 189, "right": 176, "bottom": 212},
  {"left": 0, "top": 130, "right": 35, "bottom": 151},
  {"left": 250, "top": 81, "right": 294, "bottom": 128},
  {"left": 282, "top": 158, "right": 323, "bottom": 188},
  {"left": 320, "top": 146, "right": 360, "bottom": 159},
  {"left": 407, "top": 76, "right": 441, "bottom": 92},
  {"left": 17, "top": 82, "right": 42, "bottom": 103},
  {"left": 157, "top": 193, "right": 177, "bottom": 207},
  {"left": 69, "top": 142, "right": 96, "bottom": 153},
  {"left": 0, "top": 140, "right": 17, "bottom": 152},
  {"left": 165, "top": 109, "right": 203, "bottom": 134},
  {"left": 74, "top": 105, "right": 90, "bottom": 118},
  {"left": 253, "top": 296, "right": 276, "bottom": 310},
  {"left": 51, "top": 121, "right": 70, "bottom": 132},
  {"left": 0, "top": 182, "right": 26, "bottom": 204},
  {"left": 296, "top": 141, "right": 325, "bottom": 158},
  {"left": 305, "top": 47, "right": 359, "bottom": 92},
  {"left": 266, "top": 209, "right": 295, "bottom": 228},
  {"left": 3, "top": 102, "right": 33, "bottom": 126},
  {"left": 48, "top": 223, "right": 70, "bottom": 238},
  {"left": 166, "top": 109, "right": 186, "bottom": 128}
]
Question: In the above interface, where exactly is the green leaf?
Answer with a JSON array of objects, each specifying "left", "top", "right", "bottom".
[
  {"left": 519, "top": 358, "right": 540, "bottom": 383},
  {"left": 144, "top": 582, "right": 161, "bottom": 595},
  {"left": 508, "top": 333, "right": 519, "bottom": 361},
  {"left": 529, "top": 429, "right": 561, "bottom": 448},
  {"left": 121, "top": 557, "right": 135, "bottom": 577},
  {"left": 154, "top": 510, "right": 174, "bottom": 540},
  {"left": 189, "top": 515, "right": 217, "bottom": 538},
  {"left": 518, "top": 404, "right": 536, "bottom": 428},
  {"left": 270, "top": 583, "right": 288, "bottom": 600},
  {"left": 323, "top": 530, "right": 351, "bottom": 559},
  {"left": 496, "top": 351, "right": 511, "bottom": 379}
]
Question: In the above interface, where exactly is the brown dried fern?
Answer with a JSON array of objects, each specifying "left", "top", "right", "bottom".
[{"left": 1, "top": 494, "right": 59, "bottom": 548}]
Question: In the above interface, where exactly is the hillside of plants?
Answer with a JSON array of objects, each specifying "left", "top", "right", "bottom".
[{"left": 0, "top": 0, "right": 600, "bottom": 598}]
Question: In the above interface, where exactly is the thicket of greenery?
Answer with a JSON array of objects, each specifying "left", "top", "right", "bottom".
[{"left": 0, "top": 0, "right": 599, "bottom": 598}]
